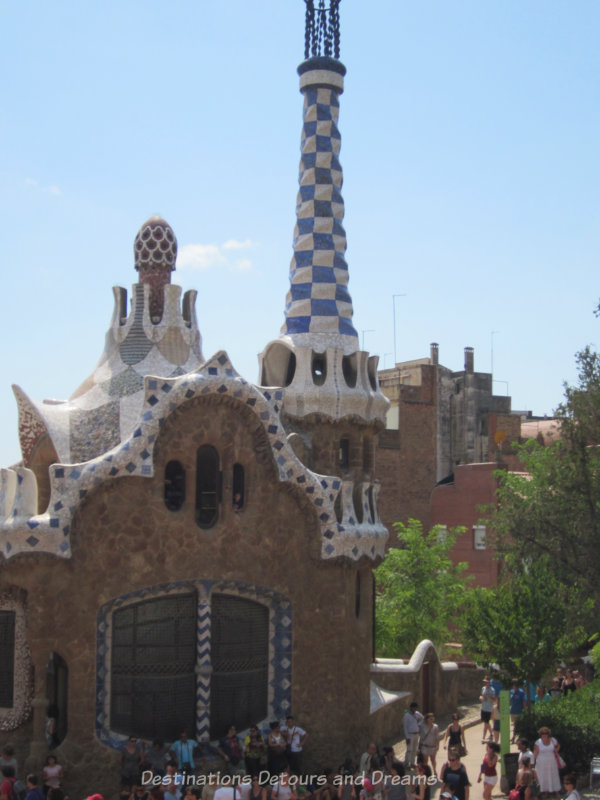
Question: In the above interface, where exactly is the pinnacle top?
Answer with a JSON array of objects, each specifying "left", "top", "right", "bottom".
[{"left": 304, "top": 0, "right": 341, "bottom": 61}]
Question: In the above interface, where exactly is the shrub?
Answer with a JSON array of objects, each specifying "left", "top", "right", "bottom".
[{"left": 514, "top": 680, "right": 600, "bottom": 775}]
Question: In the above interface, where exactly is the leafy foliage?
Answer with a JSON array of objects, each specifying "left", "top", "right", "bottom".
[
  {"left": 375, "top": 519, "right": 470, "bottom": 657},
  {"left": 491, "top": 347, "right": 600, "bottom": 623},
  {"left": 591, "top": 640, "right": 600, "bottom": 670},
  {"left": 514, "top": 680, "right": 600, "bottom": 775},
  {"left": 461, "top": 556, "right": 590, "bottom": 686}
]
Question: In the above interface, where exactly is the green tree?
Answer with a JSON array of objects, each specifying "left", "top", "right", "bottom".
[
  {"left": 491, "top": 346, "right": 600, "bottom": 619},
  {"left": 374, "top": 519, "right": 470, "bottom": 657},
  {"left": 461, "top": 556, "right": 590, "bottom": 686}
]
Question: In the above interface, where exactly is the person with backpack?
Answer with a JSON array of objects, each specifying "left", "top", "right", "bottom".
[{"left": 1, "top": 765, "right": 17, "bottom": 800}]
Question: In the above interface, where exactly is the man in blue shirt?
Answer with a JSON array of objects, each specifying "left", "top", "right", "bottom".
[
  {"left": 25, "top": 774, "right": 45, "bottom": 800},
  {"left": 509, "top": 680, "right": 526, "bottom": 743}
]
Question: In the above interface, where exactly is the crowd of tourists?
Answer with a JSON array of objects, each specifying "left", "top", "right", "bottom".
[
  {"left": 0, "top": 665, "right": 593, "bottom": 800},
  {"left": 474, "top": 666, "right": 593, "bottom": 800}
]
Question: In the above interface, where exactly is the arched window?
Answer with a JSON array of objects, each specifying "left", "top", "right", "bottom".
[
  {"left": 104, "top": 588, "right": 273, "bottom": 744},
  {"left": 111, "top": 593, "right": 197, "bottom": 740},
  {"left": 164, "top": 460, "right": 186, "bottom": 511},
  {"left": 339, "top": 438, "right": 349, "bottom": 469},
  {"left": 367, "top": 485, "right": 376, "bottom": 523},
  {"left": 367, "top": 357, "right": 378, "bottom": 391},
  {"left": 311, "top": 352, "right": 327, "bottom": 386},
  {"left": 342, "top": 354, "right": 357, "bottom": 388},
  {"left": 196, "top": 446, "right": 220, "bottom": 528},
  {"left": 352, "top": 484, "right": 364, "bottom": 523},
  {"left": 232, "top": 463, "right": 245, "bottom": 511},
  {"left": 46, "top": 652, "right": 68, "bottom": 747},
  {"left": 0, "top": 595, "right": 32, "bottom": 730}
]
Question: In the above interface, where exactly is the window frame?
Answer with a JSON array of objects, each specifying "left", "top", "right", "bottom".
[
  {"left": 0, "top": 591, "right": 33, "bottom": 730},
  {"left": 96, "top": 580, "right": 291, "bottom": 749}
]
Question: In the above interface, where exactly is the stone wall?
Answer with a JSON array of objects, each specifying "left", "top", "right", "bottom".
[
  {"left": 369, "top": 648, "right": 485, "bottom": 744},
  {"left": 0, "top": 395, "right": 376, "bottom": 798}
]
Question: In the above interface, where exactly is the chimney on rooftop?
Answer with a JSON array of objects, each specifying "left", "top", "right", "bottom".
[
  {"left": 464, "top": 346, "right": 474, "bottom": 373},
  {"left": 430, "top": 342, "right": 439, "bottom": 365}
]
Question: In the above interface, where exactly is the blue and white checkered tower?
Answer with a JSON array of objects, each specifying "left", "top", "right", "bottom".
[
  {"left": 259, "top": 5, "right": 388, "bottom": 426},
  {"left": 282, "top": 56, "right": 357, "bottom": 350}
]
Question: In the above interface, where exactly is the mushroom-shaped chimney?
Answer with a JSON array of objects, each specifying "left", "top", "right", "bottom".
[{"left": 134, "top": 215, "right": 177, "bottom": 320}]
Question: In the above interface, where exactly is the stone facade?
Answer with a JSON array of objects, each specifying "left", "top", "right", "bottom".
[
  {"left": 0, "top": 31, "right": 394, "bottom": 800},
  {"left": 2, "top": 391, "right": 377, "bottom": 794}
]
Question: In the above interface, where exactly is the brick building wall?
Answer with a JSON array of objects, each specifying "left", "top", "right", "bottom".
[{"left": 430, "top": 462, "right": 503, "bottom": 587}]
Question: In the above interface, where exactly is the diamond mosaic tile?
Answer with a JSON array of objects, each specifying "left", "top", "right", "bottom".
[{"left": 2, "top": 342, "right": 387, "bottom": 562}]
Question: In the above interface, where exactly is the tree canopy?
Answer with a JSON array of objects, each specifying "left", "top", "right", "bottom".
[
  {"left": 491, "top": 346, "right": 600, "bottom": 620},
  {"left": 374, "top": 519, "right": 470, "bottom": 657},
  {"left": 461, "top": 555, "right": 590, "bottom": 685}
]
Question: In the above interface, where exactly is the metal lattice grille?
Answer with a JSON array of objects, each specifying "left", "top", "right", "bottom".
[
  {"left": 111, "top": 593, "right": 196, "bottom": 740},
  {"left": 0, "top": 611, "right": 15, "bottom": 707},
  {"left": 210, "top": 595, "right": 268, "bottom": 738}
]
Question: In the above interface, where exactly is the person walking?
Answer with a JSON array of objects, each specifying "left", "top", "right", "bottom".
[
  {"left": 479, "top": 678, "right": 495, "bottom": 743},
  {"left": 443, "top": 714, "right": 466, "bottom": 756},
  {"left": 477, "top": 743, "right": 499, "bottom": 800},
  {"left": 403, "top": 703, "right": 423, "bottom": 769},
  {"left": 440, "top": 750, "right": 471, "bottom": 800},
  {"left": 419, "top": 714, "right": 440, "bottom": 773}
]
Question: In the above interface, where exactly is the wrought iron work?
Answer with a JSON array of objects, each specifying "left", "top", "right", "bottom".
[
  {"left": 304, "top": 0, "right": 341, "bottom": 60},
  {"left": 111, "top": 593, "right": 197, "bottom": 740},
  {"left": 0, "top": 610, "right": 15, "bottom": 707},
  {"left": 210, "top": 594, "right": 269, "bottom": 738}
]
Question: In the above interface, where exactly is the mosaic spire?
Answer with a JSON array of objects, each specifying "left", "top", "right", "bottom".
[
  {"left": 259, "top": 3, "right": 387, "bottom": 426},
  {"left": 281, "top": 48, "right": 358, "bottom": 352}
]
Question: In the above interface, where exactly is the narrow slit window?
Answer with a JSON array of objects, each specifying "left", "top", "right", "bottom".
[
  {"left": 232, "top": 463, "right": 245, "bottom": 511},
  {"left": 196, "top": 446, "right": 220, "bottom": 528},
  {"left": 339, "top": 438, "right": 349, "bottom": 469},
  {"left": 164, "top": 460, "right": 186, "bottom": 511}
]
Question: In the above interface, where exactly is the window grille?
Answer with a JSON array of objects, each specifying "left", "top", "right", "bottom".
[
  {"left": 0, "top": 610, "right": 15, "bottom": 707},
  {"left": 111, "top": 593, "right": 197, "bottom": 740},
  {"left": 210, "top": 595, "right": 268, "bottom": 738}
]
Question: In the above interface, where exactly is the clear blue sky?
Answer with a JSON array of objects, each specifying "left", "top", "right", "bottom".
[{"left": 1, "top": 1, "right": 598, "bottom": 467}]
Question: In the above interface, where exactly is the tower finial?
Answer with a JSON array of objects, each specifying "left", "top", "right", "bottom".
[{"left": 304, "top": 0, "right": 341, "bottom": 60}]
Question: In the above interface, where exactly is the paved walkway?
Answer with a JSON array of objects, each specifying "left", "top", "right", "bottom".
[{"left": 383, "top": 703, "right": 599, "bottom": 800}]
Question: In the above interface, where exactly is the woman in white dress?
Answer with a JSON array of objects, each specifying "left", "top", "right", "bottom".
[{"left": 533, "top": 727, "right": 561, "bottom": 794}]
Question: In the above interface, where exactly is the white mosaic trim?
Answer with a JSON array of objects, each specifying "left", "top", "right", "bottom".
[
  {"left": 260, "top": 342, "right": 389, "bottom": 424},
  {"left": 1, "top": 352, "right": 387, "bottom": 563},
  {"left": 0, "top": 590, "right": 33, "bottom": 730},
  {"left": 15, "top": 281, "right": 205, "bottom": 466}
]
